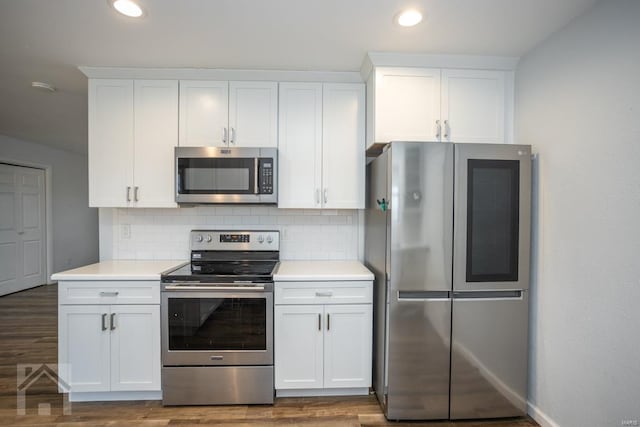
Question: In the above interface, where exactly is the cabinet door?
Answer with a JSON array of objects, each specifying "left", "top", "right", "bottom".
[
  {"left": 88, "top": 79, "right": 134, "bottom": 207},
  {"left": 323, "top": 304, "right": 372, "bottom": 389},
  {"left": 274, "top": 305, "right": 324, "bottom": 389},
  {"left": 322, "top": 83, "right": 365, "bottom": 209},
  {"left": 179, "top": 81, "right": 229, "bottom": 147},
  {"left": 229, "top": 81, "right": 278, "bottom": 147},
  {"left": 278, "top": 83, "right": 323, "bottom": 208},
  {"left": 375, "top": 68, "right": 441, "bottom": 143},
  {"left": 58, "top": 305, "right": 110, "bottom": 392},
  {"left": 110, "top": 305, "right": 161, "bottom": 391},
  {"left": 441, "top": 69, "right": 505, "bottom": 143},
  {"left": 133, "top": 80, "right": 179, "bottom": 208}
]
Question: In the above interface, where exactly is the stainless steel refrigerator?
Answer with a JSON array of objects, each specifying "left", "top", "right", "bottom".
[{"left": 365, "top": 141, "right": 531, "bottom": 420}]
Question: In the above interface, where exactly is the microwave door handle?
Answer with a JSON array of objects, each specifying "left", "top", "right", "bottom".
[{"left": 254, "top": 158, "right": 259, "bottom": 194}]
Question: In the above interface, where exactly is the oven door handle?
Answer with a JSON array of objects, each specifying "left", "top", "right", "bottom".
[{"left": 164, "top": 285, "right": 265, "bottom": 291}]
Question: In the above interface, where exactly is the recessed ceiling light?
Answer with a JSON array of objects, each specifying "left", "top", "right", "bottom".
[
  {"left": 110, "top": 0, "right": 144, "bottom": 18},
  {"left": 396, "top": 10, "right": 423, "bottom": 27},
  {"left": 31, "top": 82, "right": 56, "bottom": 92}
]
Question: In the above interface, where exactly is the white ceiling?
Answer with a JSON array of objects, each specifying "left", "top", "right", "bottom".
[{"left": 0, "top": 0, "right": 598, "bottom": 154}]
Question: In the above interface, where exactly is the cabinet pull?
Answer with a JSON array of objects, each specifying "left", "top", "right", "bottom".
[
  {"left": 134, "top": 186, "right": 139, "bottom": 202},
  {"left": 318, "top": 313, "right": 321, "bottom": 331},
  {"left": 99, "top": 291, "right": 119, "bottom": 297},
  {"left": 443, "top": 119, "right": 450, "bottom": 139},
  {"left": 110, "top": 313, "right": 116, "bottom": 331},
  {"left": 323, "top": 189, "right": 328, "bottom": 204},
  {"left": 327, "top": 313, "right": 330, "bottom": 331},
  {"left": 435, "top": 120, "right": 442, "bottom": 139},
  {"left": 315, "top": 291, "right": 333, "bottom": 297},
  {"left": 101, "top": 313, "right": 108, "bottom": 331},
  {"left": 222, "top": 127, "right": 228, "bottom": 145},
  {"left": 126, "top": 186, "right": 131, "bottom": 202},
  {"left": 315, "top": 189, "right": 320, "bottom": 205},
  {"left": 230, "top": 127, "right": 236, "bottom": 145}
]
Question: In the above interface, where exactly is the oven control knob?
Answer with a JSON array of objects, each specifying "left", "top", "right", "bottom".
[
  {"left": 257, "top": 235, "right": 264, "bottom": 244},
  {"left": 195, "top": 234, "right": 203, "bottom": 243},
  {"left": 205, "top": 235, "right": 213, "bottom": 243},
  {"left": 266, "top": 235, "right": 273, "bottom": 244}
]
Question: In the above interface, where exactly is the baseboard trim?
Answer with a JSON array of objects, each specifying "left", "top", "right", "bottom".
[
  {"left": 528, "top": 401, "right": 560, "bottom": 427},
  {"left": 277, "top": 387, "right": 369, "bottom": 397},
  {"left": 69, "top": 391, "right": 162, "bottom": 402}
]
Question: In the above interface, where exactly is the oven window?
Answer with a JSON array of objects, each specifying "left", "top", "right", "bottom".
[
  {"left": 168, "top": 297, "right": 266, "bottom": 351},
  {"left": 466, "top": 159, "right": 520, "bottom": 282},
  {"left": 177, "top": 158, "right": 255, "bottom": 194}
]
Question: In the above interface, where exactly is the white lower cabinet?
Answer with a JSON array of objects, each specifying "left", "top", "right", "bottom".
[
  {"left": 58, "top": 282, "right": 161, "bottom": 401},
  {"left": 274, "top": 281, "right": 372, "bottom": 396}
]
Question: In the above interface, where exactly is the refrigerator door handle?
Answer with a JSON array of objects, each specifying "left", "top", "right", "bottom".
[
  {"left": 397, "top": 290, "right": 451, "bottom": 301},
  {"left": 452, "top": 290, "right": 524, "bottom": 300}
]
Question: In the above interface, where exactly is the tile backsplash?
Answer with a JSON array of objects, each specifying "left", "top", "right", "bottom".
[{"left": 99, "top": 207, "right": 362, "bottom": 261}]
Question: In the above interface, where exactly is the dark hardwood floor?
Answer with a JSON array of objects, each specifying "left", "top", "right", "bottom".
[{"left": 0, "top": 285, "right": 538, "bottom": 426}]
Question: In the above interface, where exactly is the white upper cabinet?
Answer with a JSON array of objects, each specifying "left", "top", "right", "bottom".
[
  {"left": 441, "top": 69, "right": 505, "bottom": 143},
  {"left": 133, "top": 80, "right": 179, "bottom": 208},
  {"left": 367, "top": 67, "right": 512, "bottom": 148},
  {"left": 88, "top": 79, "right": 178, "bottom": 208},
  {"left": 374, "top": 68, "right": 441, "bottom": 143},
  {"left": 179, "top": 81, "right": 278, "bottom": 148},
  {"left": 322, "top": 83, "right": 365, "bottom": 209},
  {"left": 89, "top": 79, "right": 134, "bottom": 207},
  {"left": 278, "top": 83, "right": 323, "bottom": 209},
  {"left": 178, "top": 81, "right": 228, "bottom": 147},
  {"left": 279, "top": 82, "right": 365, "bottom": 209},
  {"left": 229, "top": 82, "right": 278, "bottom": 147}
]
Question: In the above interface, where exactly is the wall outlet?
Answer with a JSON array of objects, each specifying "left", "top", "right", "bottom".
[{"left": 121, "top": 224, "right": 131, "bottom": 239}]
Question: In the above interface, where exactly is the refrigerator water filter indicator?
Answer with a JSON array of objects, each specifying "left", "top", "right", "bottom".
[{"left": 376, "top": 198, "right": 388, "bottom": 211}]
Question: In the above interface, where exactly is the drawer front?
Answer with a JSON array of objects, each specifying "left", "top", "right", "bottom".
[
  {"left": 275, "top": 281, "right": 372, "bottom": 305},
  {"left": 58, "top": 281, "right": 160, "bottom": 305}
]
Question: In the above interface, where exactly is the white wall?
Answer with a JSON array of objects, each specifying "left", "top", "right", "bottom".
[
  {"left": 0, "top": 134, "right": 99, "bottom": 275},
  {"left": 516, "top": 1, "right": 640, "bottom": 425},
  {"left": 99, "top": 207, "right": 361, "bottom": 261}
]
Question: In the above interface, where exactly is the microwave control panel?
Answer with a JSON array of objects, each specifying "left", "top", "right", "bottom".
[{"left": 259, "top": 158, "right": 274, "bottom": 194}]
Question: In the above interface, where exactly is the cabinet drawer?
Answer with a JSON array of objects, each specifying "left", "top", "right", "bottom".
[
  {"left": 58, "top": 281, "right": 160, "bottom": 305},
  {"left": 275, "top": 281, "right": 372, "bottom": 305}
]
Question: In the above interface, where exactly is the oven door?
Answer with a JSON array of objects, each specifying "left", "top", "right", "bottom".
[
  {"left": 175, "top": 146, "right": 277, "bottom": 204},
  {"left": 161, "top": 287, "right": 273, "bottom": 366}
]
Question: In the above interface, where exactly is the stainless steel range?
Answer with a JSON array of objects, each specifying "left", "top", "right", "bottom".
[{"left": 161, "top": 230, "right": 280, "bottom": 406}]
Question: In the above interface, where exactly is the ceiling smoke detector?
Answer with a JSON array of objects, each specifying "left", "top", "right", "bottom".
[
  {"left": 31, "top": 82, "right": 56, "bottom": 92},
  {"left": 396, "top": 10, "right": 423, "bottom": 27},
  {"left": 110, "top": 0, "right": 144, "bottom": 18}
]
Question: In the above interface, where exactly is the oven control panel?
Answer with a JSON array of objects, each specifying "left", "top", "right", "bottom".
[{"left": 191, "top": 230, "right": 279, "bottom": 251}]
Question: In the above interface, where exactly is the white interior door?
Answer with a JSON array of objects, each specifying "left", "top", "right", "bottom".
[{"left": 0, "top": 163, "right": 46, "bottom": 296}]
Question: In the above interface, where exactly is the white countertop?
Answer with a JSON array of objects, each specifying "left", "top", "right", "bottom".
[
  {"left": 274, "top": 260, "right": 374, "bottom": 281},
  {"left": 51, "top": 260, "right": 187, "bottom": 281}
]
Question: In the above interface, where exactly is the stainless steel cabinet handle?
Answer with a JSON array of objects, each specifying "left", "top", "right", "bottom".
[
  {"left": 230, "top": 127, "right": 235, "bottom": 144},
  {"left": 327, "top": 313, "right": 330, "bottom": 331},
  {"left": 318, "top": 313, "right": 321, "bottom": 331},
  {"left": 315, "top": 291, "right": 333, "bottom": 297},
  {"left": 315, "top": 189, "right": 320, "bottom": 205},
  {"left": 323, "top": 189, "right": 328, "bottom": 204},
  {"left": 99, "top": 291, "right": 119, "bottom": 297},
  {"left": 435, "top": 120, "right": 441, "bottom": 139},
  {"left": 110, "top": 313, "right": 116, "bottom": 330},
  {"left": 443, "top": 119, "right": 450, "bottom": 139},
  {"left": 101, "top": 313, "right": 108, "bottom": 331},
  {"left": 222, "top": 127, "right": 228, "bottom": 145},
  {"left": 134, "top": 186, "right": 139, "bottom": 202},
  {"left": 126, "top": 186, "right": 131, "bottom": 202},
  {"left": 210, "top": 355, "right": 224, "bottom": 360}
]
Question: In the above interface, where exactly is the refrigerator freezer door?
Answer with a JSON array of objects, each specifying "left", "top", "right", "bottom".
[
  {"left": 390, "top": 141, "right": 454, "bottom": 292},
  {"left": 449, "top": 291, "right": 529, "bottom": 419},
  {"left": 386, "top": 292, "right": 451, "bottom": 420},
  {"left": 453, "top": 143, "right": 531, "bottom": 292}
]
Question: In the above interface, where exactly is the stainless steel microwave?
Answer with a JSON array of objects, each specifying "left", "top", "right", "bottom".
[{"left": 175, "top": 147, "right": 277, "bottom": 205}]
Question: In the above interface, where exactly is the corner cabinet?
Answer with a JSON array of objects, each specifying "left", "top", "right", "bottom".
[
  {"left": 278, "top": 83, "right": 365, "bottom": 209},
  {"left": 178, "top": 80, "right": 278, "bottom": 148},
  {"left": 274, "top": 281, "right": 373, "bottom": 396},
  {"left": 367, "top": 67, "right": 512, "bottom": 148},
  {"left": 88, "top": 79, "right": 178, "bottom": 208},
  {"left": 57, "top": 281, "right": 161, "bottom": 401}
]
